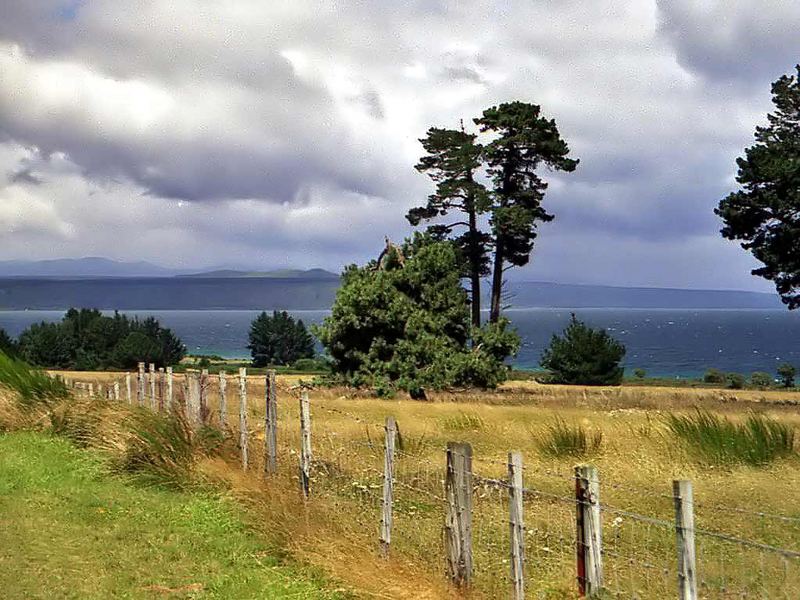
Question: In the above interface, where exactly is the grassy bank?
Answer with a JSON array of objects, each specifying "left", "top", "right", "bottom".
[{"left": 0, "top": 431, "right": 344, "bottom": 599}]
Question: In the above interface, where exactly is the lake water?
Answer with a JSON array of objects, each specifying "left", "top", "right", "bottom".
[{"left": 2, "top": 308, "right": 800, "bottom": 379}]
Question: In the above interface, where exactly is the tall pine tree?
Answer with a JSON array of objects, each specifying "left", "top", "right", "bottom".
[
  {"left": 409, "top": 126, "right": 490, "bottom": 327},
  {"left": 716, "top": 65, "right": 800, "bottom": 308},
  {"left": 475, "top": 102, "right": 579, "bottom": 322}
]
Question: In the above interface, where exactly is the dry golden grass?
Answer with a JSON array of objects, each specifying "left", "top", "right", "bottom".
[{"left": 53, "top": 371, "right": 800, "bottom": 598}]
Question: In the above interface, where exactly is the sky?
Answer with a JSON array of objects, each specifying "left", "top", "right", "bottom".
[{"left": 1, "top": 1, "right": 799, "bottom": 291}]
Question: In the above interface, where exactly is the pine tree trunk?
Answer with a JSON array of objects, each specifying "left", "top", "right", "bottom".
[
  {"left": 490, "top": 240, "right": 503, "bottom": 323},
  {"left": 468, "top": 207, "right": 481, "bottom": 329}
]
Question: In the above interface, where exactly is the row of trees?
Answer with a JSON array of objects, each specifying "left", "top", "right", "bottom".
[{"left": 3, "top": 309, "right": 185, "bottom": 370}]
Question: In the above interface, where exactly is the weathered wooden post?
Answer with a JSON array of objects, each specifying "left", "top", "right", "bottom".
[
  {"left": 113, "top": 381, "right": 120, "bottom": 401},
  {"left": 218, "top": 370, "right": 227, "bottom": 428},
  {"left": 239, "top": 368, "right": 248, "bottom": 470},
  {"left": 673, "top": 480, "right": 698, "bottom": 600},
  {"left": 380, "top": 416, "right": 397, "bottom": 558},
  {"left": 445, "top": 442, "right": 473, "bottom": 588},
  {"left": 149, "top": 363, "right": 157, "bottom": 410},
  {"left": 155, "top": 367, "right": 164, "bottom": 411},
  {"left": 200, "top": 368, "right": 209, "bottom": 424},
  {"left": 166, "top": 367, "right": 173, "bottom": 412},
  {"left": 264, "top": 370, "right": 278, "bottom": 476},
  {"left": 299, "top": 391, "right": 312, "bottom": 498},
  {"left": 88, "top": 383, "right": 94, "bottom": 398},
  {"left": 508, "top": 452, "right": 525, "bottom": 600},
  {"left": 187, "top": 370, "right": 202, "bottom": 427},
  {"left": 97, "top": 383, "right": 103, "bottom": 398},
  {"left": 137, "top": 362, "right": 145, "bottom": 405},
  {"left": 575, "top": 464, "right": 603, "bottom": 597},
  {"left": 125, "top": 372, "right": 132, "bottom": 403}
]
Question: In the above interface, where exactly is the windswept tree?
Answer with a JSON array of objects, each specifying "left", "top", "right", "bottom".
[
  {"left": 409, "top": 126, "right": 491, "bottom": 327},
  {"left": 716, "top": 65, "right": 800, "bottom": 307},
  {"left": 476, "top": 102, "right": 579, "bottom": 322}
]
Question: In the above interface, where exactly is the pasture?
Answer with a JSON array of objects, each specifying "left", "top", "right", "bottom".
[{"left": 48, "top": 371, "right": 800, "bottom": 599}]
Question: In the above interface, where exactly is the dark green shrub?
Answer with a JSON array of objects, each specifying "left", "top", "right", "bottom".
[
  {"left": 248, "top": 311, "right": 315, "bottom": 367},
  {"left": 777, "top": 363, "right": 796, "bottom": 388},
  {"left": 539, "top": 314, "right": 625, "bottom": 386},
  {"left": 633, "top": 368, "right": 646, "bottom": 380},
  {"left": 316, "top": 234, "right": 519, "bottom": 395},
  {"left": 726, "top": 372, "right": 746, "bottom": 389},
  {"left": 0, "top": 328, "right": 18, "bottom": 358},
  {"left": 750, "top": 372, "right": 773, "bottom": 389},
  {"left": 291, "top": 357, "right": 331, "bottom": 372},
  {"left": 18, "top": 309, "right": 185, "bottom": 370},
  {"left": 703, "top": 368, "right": 726, "bottom": 385},
  {"left": 667, "top": 409, "right": 795, "bottom": 466},
  {"left": 536, "top": 418, "right": 603, "bottom": 457}
]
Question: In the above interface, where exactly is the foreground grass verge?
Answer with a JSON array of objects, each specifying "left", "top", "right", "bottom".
[{"left": 0, "top": 431, "right": 345, "bottom": 600}]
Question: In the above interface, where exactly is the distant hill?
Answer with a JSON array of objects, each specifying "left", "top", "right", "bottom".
[
  {"left": 505, "top": 281, "right": 783, "bottom": 310},
  {"left": 0, "top": 258, "right": 182, "bottom": 278},
  {"left": 178, "top": 268, "right": 339, "bottom": 279},
  {"left": 0, "top": 276, "right": 783, "bottom": 311}
]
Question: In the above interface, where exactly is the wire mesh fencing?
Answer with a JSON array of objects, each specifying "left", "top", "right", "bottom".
[{"left": 63, "top": 369, "right": 800, "bottom": 599}]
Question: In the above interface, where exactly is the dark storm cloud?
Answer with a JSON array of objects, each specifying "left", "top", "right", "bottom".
[
  {"left": 656, "top": 1, "right": 800, "bottom": 85},
  {"left": 0, "top": 1, "right": 797, "bottom": 290}
]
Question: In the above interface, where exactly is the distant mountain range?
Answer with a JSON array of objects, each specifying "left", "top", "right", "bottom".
[{"left": 0, "top": 258, "right": 338, "bottom": 280}]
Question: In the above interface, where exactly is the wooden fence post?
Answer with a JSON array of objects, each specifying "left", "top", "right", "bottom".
[
  {"left": 187, "top": 370, "right": 201, "bottom": 427},
  {"left": 299, "top": 391, "right": 312, "bottom": 498},
  {"left": 380, "top": 416, "right": 397, "bottom": 558},
  {"left": 673, "top": 480, "right": 698, "bottom": 600},
  {"left": 137, "top": 362, "right": 145, "bottom": 405},
  {"left": 445, "top": 442, "right": 473, "bottom": 588},
  {"left": 575, "top": 464, "right": 603, "bottom": 597},
  {"left": 200, "top": 368, "right": 209, "bottom": 424},
  {"left": 113, "top": 381, "right": 120, "bottom": 401},
  {"left": 158, "top": 367, "right": 165, "bottom": 411},
  {"left": 125, "top": 372, "right": 132, "bottom": 404},
  {"left": 264, "top": 370, "right": 278, "bottom": 476},
  {"left": 509, "top": 451, "right": 525, "bottom": 600},
  {"left": 166, "top": 367, "right": 173, "bottom": 412},
  {"left": 88, "top": 383, "right": 94, "bottom": 398},
  {"left": 149, "top": 363, "right": 156, "bottom": 410},
  {"left": 239, "top": 368, "right": 248, "bottom": 470},
  {"left": 218, "top": 370, "right": 227, "bottom": 428}
]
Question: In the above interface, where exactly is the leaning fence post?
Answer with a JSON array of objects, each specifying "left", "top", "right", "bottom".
[
  {"left": 575, "top": 464, "right": 603, "bottom": 597},
  {"left": 264, "top": 370, "right": 278, "bottom": 476},
  {"left": 218, "top": 370, "right": 227, "bottom": 428},
  {"left": 239, "top": 368, "right": 248, "bottom": 470},
  {"left": 445, "top": 442, "right": 473, "bottom": 588},
  {"left": 509, "top": 451, "right": 525, "bottom": 600},
  {"left": 673, "top": 480, "right": 698, "bottom": 600},
  {"left": 166, "top": 367, "right": 173, "bottom": 412},
  {"left": 137, "top": 362, "right": 145, "bottom": 405},
  {"left": 380, "top": 416, "right": 397, "bottom": 558},
  {"left": 299, "top": 391, "right": 312, "bottom": 498},
  {"left": 149, "top": 363, "right": 156, "bottom": 410}
]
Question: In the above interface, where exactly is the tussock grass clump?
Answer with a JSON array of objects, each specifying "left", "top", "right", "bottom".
[
  {"left": 536, "top": 418, "right": 603, "bottom": 457},
  {"left": 667, "top": 409, "right": 795, "bottom": 466},
  {"left": 0, "top": 351, "right": 67, "bottom": 406},
  {"left": 441, "top": 411, "right": 485, "bottom": 432},
  {"left": 118, "top": 409, "right": 199, "bottom": 487}
]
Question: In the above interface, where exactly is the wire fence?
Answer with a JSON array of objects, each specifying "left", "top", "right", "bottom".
[{"left": 59, "top": 367, "right": 800, "bottom": 599}]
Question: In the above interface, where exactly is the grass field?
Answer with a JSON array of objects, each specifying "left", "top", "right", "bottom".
[
  {"left": 0, "top": 431, "right": 346, "bottom": 600},
  {"left": 47, "top": 371, "right": 800, "bottom": 598}
]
